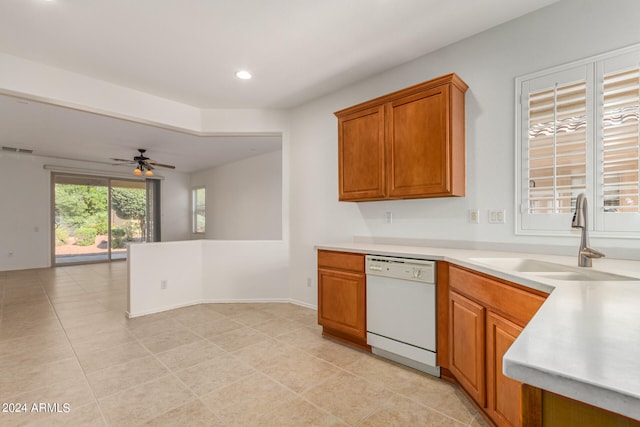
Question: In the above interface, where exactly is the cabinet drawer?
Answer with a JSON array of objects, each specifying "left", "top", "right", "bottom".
[
  {"left": 318, "top": 250, "right": 365, "bottom": 272},
  {"left": 450, "top": 265, "right": 547, "bottom": 326}
]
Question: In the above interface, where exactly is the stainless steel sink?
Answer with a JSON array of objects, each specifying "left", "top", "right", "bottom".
[{"left": 469, "top": 257, "right": 637, "bottom": 282}]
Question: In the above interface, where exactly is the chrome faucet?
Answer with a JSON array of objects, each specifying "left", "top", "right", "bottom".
[{"left": 571, "top": 193, "right": 605, "bottom": 267}]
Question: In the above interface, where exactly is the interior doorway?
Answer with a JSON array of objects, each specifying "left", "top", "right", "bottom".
[{"left": 52, "top": 173, "right": 156, "bottom": 266}]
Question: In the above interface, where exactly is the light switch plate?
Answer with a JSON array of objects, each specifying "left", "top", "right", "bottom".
[
  {"left": 489, "top": 209, "right": 506, "bottom": 224},
  {"left": 468, "top": 209, "right": 480, "bottom": 224}
]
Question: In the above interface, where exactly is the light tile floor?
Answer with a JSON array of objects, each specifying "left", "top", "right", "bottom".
[{"left": 0, "top": 263, "right": 489, "bottom": 426}]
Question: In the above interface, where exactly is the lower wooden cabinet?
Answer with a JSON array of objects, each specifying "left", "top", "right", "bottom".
[
  {"left": 448, "top": 265, "right": 548, "bottom": 427},
  {"left": 317, "top": 250, "right": 369, "bottom": 349},
  {"left": 487, "top": 311, "right": 524, "bottom": 427},
  {"left": 540, "top": 390, "right": 640, "bottom": 427},
  {"left": 449, "top": 290, "right": 486, "bottom": 406}
]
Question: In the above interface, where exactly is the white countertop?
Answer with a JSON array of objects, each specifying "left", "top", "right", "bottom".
[{"left": 316, "top": 242, "right": 640, "bottom": 421}]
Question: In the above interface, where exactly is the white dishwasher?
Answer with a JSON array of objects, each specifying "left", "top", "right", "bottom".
[{"left": 366, "top": 255, "right": 439, "bottom": 377}]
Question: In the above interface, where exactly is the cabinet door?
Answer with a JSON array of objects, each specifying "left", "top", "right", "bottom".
[
  {"left": 449, "top": 290, "right": 486, "bottom": 406},
  {"left": 317, "top": 267, "right": 367, "bottom": 344},
  {"left": 541, "top": 390, "right": 639, "bottom": 427},
  {"left": 386, "top": 84, "right": 451, "bottom": 198},
  {"left": 487, "top": 312, "right": 524, "bottom": 427},
  {"left": 337, "top": 105, "right": 385, "bottom": 201}
]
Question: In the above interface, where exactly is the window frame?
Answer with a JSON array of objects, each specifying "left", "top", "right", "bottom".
[
  {"left": 515, "top": 43, "right": 640, "bottom": 239},
  {"left": 192, "top": 186, "right": 206, "bottom": 234}
]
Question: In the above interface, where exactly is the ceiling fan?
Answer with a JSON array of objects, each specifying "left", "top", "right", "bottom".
[{"left": 112, "top": 149, "right": 176, "bottom": 176}]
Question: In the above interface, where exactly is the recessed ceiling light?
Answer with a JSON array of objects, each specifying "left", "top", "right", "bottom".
[{"left": 235, "top": 70, "right": 252, "bottom": 80}]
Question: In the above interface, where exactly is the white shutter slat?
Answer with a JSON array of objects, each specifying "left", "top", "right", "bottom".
[{"left": 601, "top": 68, "right": 639, "bottom": 214}]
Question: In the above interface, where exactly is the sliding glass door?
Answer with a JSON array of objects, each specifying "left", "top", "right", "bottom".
[
  {"left": 53, "top": 173, "right": 157, "bottom": 266},
  {"left": 53, "top": 175, "right": 110, "bottom": 264}
]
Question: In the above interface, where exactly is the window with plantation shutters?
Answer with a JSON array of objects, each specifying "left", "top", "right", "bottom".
[
  {"left": 527, "top": 80, "right": 588, "bottom": 215},
  {"left": 517, "top": 45, "right": 640, "bottom": 236},
  {"left": 598, "top": 58, "right": 640, "bottom": 233}
]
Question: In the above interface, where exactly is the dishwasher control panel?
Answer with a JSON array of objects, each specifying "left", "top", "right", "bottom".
[{"left": 365, "top": 255, "right": 436, "bottom": 283}]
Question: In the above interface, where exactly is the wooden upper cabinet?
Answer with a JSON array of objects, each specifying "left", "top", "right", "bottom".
[
  {"left": 387, "top": 85, "right": 449, "bottom": 198},
  {"left": 335, "top": 73, "right": 468, "bottom": 202},
  {"left": 338, "top": 106, "right": 385, "bottom": 201}
]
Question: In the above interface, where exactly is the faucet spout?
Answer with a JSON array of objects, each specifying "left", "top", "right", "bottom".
[
  {"left": 571, "top": 193, "right": 605, "bottom": 267},
  {"left": 571, "top": 193, "right": 587, "bottom": 229}
]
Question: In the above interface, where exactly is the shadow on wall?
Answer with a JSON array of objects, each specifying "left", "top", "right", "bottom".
[{"left": 196, "top": 149, "right": 283, "bottom": 241}]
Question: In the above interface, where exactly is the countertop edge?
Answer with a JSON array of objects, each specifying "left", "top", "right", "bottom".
[{"left": 503, "top": 355, "right": 640, "bottom": 421}]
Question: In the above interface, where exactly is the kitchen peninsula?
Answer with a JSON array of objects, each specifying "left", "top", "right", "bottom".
[{"left": 316, "top": 241, "right": 640, "bottom": 425}]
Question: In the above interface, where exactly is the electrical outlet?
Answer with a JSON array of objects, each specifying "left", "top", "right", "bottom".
[
  {"left": 160, "top": 280, "right": 168, "bottom": 290},
  {"left": 306, "top": 277, "right": 312, "bottom": 288},
  {"left": 468, "top": 209, "right": 480, "bottom": 224},
  {"left": 384, "top": 211, "right": 393, "bottom": 224},
  {"left": 489, "top": 209, "right": 506, "bottom": 224}
]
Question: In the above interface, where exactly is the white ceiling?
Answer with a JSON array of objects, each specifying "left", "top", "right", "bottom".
[{"left": 0, "top": 0, "right": 558, "bottom": 172}]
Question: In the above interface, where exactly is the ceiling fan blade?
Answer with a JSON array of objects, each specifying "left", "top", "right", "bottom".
[
  {"left": 148, "top": 161, "right": 176, "bottom": 169},
  {"left": 111, "top": 158, "right": 135, "bottom": 163}
]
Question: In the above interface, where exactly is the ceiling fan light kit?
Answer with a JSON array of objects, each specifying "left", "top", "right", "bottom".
[{"left": 133, "top": 164, "right": 153, "bottom": 176}]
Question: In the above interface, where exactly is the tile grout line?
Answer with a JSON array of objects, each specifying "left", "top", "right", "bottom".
[
  {"left": 155, "top": 307, "right": 335, "bottom": 424},
  {"left": 120, "top": 307, "right": 288, "bottom": 425},
  {"left": 289, "top": 335, "right": 475, "bottom": 426},
  {"left": 39, "top": 269, "right": 113, "bottom": 427},
  {"left": 133, "top": 323, "right": 228, "bottom": 426},
  {"left": 234, "top": 316, "right": 372, "bottom": 425}
]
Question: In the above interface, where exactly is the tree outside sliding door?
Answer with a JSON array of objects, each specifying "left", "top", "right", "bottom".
[
  {"left": 53, "top": 174, "right": 152, "bottom": 265},
  {"left": 110, "top": 180, "right": 147, "bottom": 261}
]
